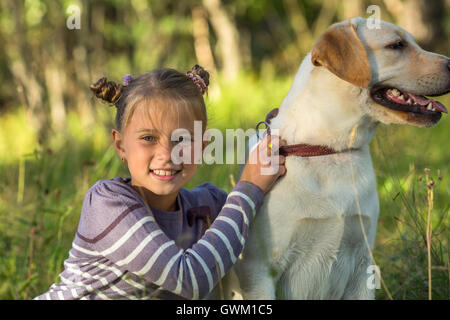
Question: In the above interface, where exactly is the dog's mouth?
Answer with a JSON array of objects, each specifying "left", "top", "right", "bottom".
[{"left": 370, "top": 86, "right": 448, "bottom": 117}]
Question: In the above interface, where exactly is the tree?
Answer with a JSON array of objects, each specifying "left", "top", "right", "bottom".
[{"left": 203, "top": 0, "right": 242, "bottom": 81}]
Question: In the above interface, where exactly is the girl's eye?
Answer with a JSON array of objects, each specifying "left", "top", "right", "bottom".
[{"left": 143, "top": 136, "right": 156, "bottom": 142}]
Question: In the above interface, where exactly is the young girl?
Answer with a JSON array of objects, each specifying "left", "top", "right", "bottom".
[{"left": 35, "top": 65, "right": 286, "bottom": 300}]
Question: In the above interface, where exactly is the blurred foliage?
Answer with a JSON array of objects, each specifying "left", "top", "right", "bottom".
[{"left": 0, "top": 0, "right": 448, "bottom": 299}]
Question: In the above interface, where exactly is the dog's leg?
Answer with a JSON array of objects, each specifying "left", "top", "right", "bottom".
[
  {"left": 234, "top": 202, "right": 281, "bottom": 300},
  {"left": 236, "top": 259, "right": 277, "bottom": 300},
  {"left": 341, "top": 249, "right": 375, "bottom": 300}
]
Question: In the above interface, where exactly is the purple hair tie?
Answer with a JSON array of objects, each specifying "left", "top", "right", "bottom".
[{"left": 122, "top": 74, "right": 134, "bottom": 86}]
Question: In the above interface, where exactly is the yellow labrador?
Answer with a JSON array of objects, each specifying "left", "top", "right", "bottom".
[{"left": 220, "top": 17, "right": 449, "bottom": 300}]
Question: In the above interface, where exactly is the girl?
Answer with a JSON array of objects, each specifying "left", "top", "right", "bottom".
[{"left": 35, "top": 65, "right": 286, "bottom": 300}]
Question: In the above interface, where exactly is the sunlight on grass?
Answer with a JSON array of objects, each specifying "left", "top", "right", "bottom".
[
  {"left": 206, "top": 73, "right": 293, "bottom": 130},
  {"left": 0, "top": 107, "right": 37, "bottom": 165}
]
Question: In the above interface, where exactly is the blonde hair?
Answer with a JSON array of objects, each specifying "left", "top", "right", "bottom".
[{"left": 90, "top": 66, "right": 209, "bottom": 134}]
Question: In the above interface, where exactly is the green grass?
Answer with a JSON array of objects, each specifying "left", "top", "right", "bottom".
[
  {"left": 0, "top": 74, "right": 448, "bottom": 299},
  {"left": 370, "top": 115, "right": 450, "bottom": 299}
]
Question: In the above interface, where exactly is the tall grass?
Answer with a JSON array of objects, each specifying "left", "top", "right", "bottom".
[
  {"left": 370, "top": 112, "right": 449, "bottom": 299},
  {"left": 0, "top": 75, "right": 448, "bottom": 299}
]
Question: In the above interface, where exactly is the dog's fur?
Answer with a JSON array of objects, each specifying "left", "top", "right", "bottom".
[{"left": 214, "top": 17, "right": 450, "bottom": 300}]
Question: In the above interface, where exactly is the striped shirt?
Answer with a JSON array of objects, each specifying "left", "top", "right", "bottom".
[{"left": 34, "top": 177, "right": 263, "bottom": 300}]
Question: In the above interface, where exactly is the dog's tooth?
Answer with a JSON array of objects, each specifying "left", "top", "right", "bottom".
[
  {"left": 407, "top": 98, "right": 412, "bottom": 104},
  {"left": 426, "top": 103, "right": 433, "bottom": 110},
  {"left": 432, "top": 107, "right": 436, "bottom": 111},
  {"left": 399, "top": 95, "right": 405, "bottom": 100},
  {"left": 392, "top": 89, "right": 400, "bottom": 96}
]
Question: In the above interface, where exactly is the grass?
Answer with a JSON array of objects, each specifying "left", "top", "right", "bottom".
[
  {"left": 369, "top": 112, "right": 449, "bottom": 299},
  {"left": 0, "top": 74, "right": 448, "bottom": 299}
]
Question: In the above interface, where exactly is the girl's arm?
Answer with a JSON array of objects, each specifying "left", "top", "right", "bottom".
[
  {"left": 74, "top": 178, "right": 263, "bottom": 300},
  {"left": 75, "top": 135, "right": 285, "bottom": 300}
]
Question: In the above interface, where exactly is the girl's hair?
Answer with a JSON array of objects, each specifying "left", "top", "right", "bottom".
[{"left": 89, "top": 65, "right": 210, "bottom": 134}]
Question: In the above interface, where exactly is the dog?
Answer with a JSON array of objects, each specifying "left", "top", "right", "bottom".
[{"left": 216, "top": 17, "right": 449, "bottom": 300}]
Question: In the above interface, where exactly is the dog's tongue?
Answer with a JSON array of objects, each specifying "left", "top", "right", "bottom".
[{"left": 407, "top": 93, "right": 448, "bottom": 113}]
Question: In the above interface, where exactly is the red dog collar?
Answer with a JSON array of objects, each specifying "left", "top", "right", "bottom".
[{"left": 280, "top": 144, "right": 337, "bottom": 157}]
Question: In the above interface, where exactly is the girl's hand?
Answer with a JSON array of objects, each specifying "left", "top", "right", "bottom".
[{"left": 240, "top": 134, "right": 287, "bottom": 194}]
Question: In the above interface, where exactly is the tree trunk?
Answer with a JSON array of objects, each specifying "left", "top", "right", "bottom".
[
  {"left": 311, "top": 0, "right": 338, "bottom": 38},
  {"left": 282, "top": 0, "right": 314, "bottom": 54},
  {"left": 44, "top": 4, "right": 67, "bottom": 133},
  {"left": 191, "top": 6, "right": 217, "bottom": 76},
  {"left": 71, "top": 0, "right": 96, "bottom": 128},
  {"left": 10, "top": 58, "right": 48, "bottom": 142},
  {"left": 202, "top": 0, "right": 241, "bottom": 81},
  {"left": 44, "top": 62, "right": 66, "bottom": 132},
  {"left": 1, "top": 1, "right": 49, "bottom": 142}
]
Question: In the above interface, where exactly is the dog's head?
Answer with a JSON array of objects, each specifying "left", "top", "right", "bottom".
[{"left": 311, "top": 17, "right": 449, "bottom": 127}]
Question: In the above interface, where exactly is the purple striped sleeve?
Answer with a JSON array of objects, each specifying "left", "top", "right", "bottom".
[{"left": 75, "top": 180, "right": 263, "bottom": 299}]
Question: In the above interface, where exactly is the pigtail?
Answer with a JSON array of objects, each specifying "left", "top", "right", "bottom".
[
  {"left": 90, "top": 77, "right": 123, "bottom": 104},
  {"left": 186, "top": 65, "right": 210, "bottom": 95}
]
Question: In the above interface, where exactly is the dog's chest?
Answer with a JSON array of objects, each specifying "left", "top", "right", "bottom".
[
  {"left": 255, "top": 151, "right": 380, "bottom": 269},
  {"left": 266, "top": 152, "right": 378, "bottom": 220}
]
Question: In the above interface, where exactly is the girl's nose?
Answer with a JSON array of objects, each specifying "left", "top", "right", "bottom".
[{"left": 155, "top": 142, "right": 172, "bottom": 161}]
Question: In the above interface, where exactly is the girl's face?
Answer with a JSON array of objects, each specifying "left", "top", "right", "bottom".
[{"left": 113, "top": 104, "right": 200, "bottom": 210}]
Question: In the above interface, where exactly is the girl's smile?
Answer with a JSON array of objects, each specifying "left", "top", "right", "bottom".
[{"left": 149, "top": 168, "right": 182, "bottom": 181}]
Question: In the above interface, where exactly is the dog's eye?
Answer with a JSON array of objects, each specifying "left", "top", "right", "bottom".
[{"left": 386, "top": 41, "right": 405, "bottom": 50}]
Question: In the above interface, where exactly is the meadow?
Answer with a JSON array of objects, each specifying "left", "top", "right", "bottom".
[{"left": 0, "top": 74, "right": 448, "bottom": 300}]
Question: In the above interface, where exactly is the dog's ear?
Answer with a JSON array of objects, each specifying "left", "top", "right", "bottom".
[{"left": 311, "top": 19, "right": 371, "bottom": 88}]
